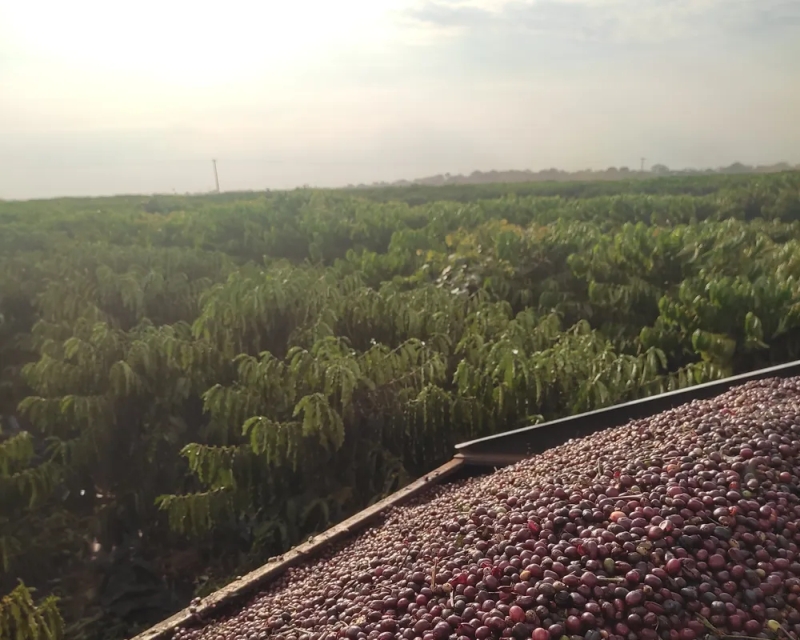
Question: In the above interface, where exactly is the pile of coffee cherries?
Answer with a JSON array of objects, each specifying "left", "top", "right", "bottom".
[{"left": 174, "top": 377, "right": 800, "bottom": 640}]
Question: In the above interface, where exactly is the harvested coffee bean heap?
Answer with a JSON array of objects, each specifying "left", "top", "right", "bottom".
[{"left": 173, "top": 377, "right": 800, "bottom": 640}]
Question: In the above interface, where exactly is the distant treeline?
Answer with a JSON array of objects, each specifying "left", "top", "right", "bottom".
[
  {"left": 349, "top": 161, "right": 799, "bottom": 189},
  {"left": 343, "top": 170, "right": 800, "bottom": 206},
  {"left": 71, "top": 168, "right": 799, "bottom": 213}
]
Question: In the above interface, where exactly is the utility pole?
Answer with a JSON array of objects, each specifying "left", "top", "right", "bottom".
[
  {"left": 212, "top": 159, "right": 220, "bottom": 193},
  {"left": 640, "top": 157, "right": 646, "bottom": 173}
]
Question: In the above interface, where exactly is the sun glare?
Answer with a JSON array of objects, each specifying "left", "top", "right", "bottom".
[{"left": 4, "top": 0, "right": 398, "bottom": 87}]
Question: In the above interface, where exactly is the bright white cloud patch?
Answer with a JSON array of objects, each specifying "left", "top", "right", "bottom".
[{"left": 2, "top": 0, "right": 402, "bottom": 83}]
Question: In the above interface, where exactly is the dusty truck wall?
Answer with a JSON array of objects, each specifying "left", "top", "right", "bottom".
[{"left": 130, "top": 458, "right": 465, "bottom": 640}]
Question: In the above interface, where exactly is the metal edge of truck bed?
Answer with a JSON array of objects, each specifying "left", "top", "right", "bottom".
[
  {"left": 129, "top": 457, "right": 465, "bottom": 640},
  {"left": 454, "top": 359, "right": 800, "bottom": 466}
]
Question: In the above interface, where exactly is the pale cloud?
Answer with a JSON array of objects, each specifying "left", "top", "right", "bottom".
[{"left": 403, "top": 0, "right": 800, "bottom": 44}]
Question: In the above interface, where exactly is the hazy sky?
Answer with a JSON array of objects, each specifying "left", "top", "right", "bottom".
[{"left": 1, "top": 0, "right": 799, "bottom": 199}]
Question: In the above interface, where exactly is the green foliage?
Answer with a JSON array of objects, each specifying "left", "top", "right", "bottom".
[
  {"left": 0, "top": 583, "right": 63, "bottom": 640},
  {"left": 0, "top": 171, "right": 799, "bottom": 639}
]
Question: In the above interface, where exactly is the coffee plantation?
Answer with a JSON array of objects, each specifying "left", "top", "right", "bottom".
[{"left": 1, "top": 173, "right": 799, "bottom": 639}]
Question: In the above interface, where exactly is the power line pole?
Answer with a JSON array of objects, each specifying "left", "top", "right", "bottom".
[{"left": 212, "top": 159, "right": 220, "bottom": 193}]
